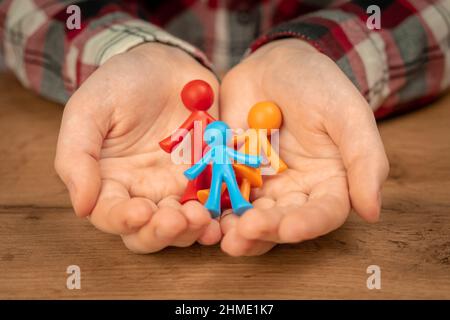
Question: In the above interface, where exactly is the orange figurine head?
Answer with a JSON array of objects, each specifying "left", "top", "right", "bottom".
[
  {"left": 247, "top": 101, "right": 283, "bottom": 134},
  {"left": 181, "top": 79, "right": 214, "bottom": 111}
]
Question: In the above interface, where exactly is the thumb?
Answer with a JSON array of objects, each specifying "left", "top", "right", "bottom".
[
  {"left": 325, "top": 90, "right": 389, "bottom": 223},
  {"left": 54, "top": 99, "right": 108, "bottom": 217}
]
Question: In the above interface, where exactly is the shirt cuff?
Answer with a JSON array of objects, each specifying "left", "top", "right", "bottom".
[
  {"left": 247, "top": 10, "right": 390, "bottom": 110},
  {"left": 66, "top": 15, "right": 212, "bottom": 91}
]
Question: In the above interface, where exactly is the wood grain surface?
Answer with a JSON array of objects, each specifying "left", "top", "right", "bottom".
[{"left": 0, "top": 72, "right": 448, "bottom": 299}]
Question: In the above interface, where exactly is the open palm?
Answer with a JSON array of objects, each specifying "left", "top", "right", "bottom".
[
  {"left": 55, "top": 43, "right": 221, "bottom": 253},
  {"left": 219, "top": 39, "right": 389, "bottom": 256}
]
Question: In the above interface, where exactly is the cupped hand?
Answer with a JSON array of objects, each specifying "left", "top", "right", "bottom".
[
  {"left": 219, "top": 39, "right": 389, "bottom": 256},
  {"left": 55, "top": 43, "right": 221, "bottom": 253}
]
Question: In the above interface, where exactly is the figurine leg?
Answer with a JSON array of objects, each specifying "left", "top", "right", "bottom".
[
  {"left": 180, "top": 179, "right": 201, "bottom": 203},
  {"left": 196, "top": 184, "right": 227, "bottom": 204},
  {"left": 180, "top": 165, "right": 212, "bottom": 203},
  {"left": 223, "top": 165, "right": 253, "bottom": 216},
  {"left": 240, "top": 178, "right": 251, "bottom": 201},
  {"left": 204, "top": 167, "right": 223, "bottom": 218}
]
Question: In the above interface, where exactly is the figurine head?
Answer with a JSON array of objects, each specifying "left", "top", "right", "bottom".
[
  {"left": 247, "top": 101, "right": 283, "bottom": 134},
  {"left": 181, "top": 79, "right": 214, "bottom": 111},
  {"left": 204, "top": 121, "right": 230, "bottom": 146}
]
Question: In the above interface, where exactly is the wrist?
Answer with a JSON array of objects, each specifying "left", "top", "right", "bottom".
[
  {"left": 251, "top": 38, "right": 318, "bottom": 59},
  {"left": 130, "top": 42, "right": 214, "bottom": 76},
  {"left": 129, "top": 42, "right": 195, "bottom": 63},
  {"left": 262, "top": 38, "right": 318, "bottom": 52},
  {"left": 243, "top": 39, "right": 322, "bottom": 71}
]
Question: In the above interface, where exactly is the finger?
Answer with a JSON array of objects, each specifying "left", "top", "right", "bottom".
[
  {"left": 237, "top": 207, "right": 284, "bottom": 242},
  {"left": 198, "top": 219, "right": 222, "bottom": 245},
  {"left": 157, "top": 195, "right": 182, "bottom": 209},
  {"left": 346, "top": 153, "right": 388, "bottom": 222},
  {"left": 252, "top": 197, "right": 276, "bottom": 209},
  {"left": 219, "top": 209, "right": 238, "bottom": 234},
  {"left": 221, "top": 227, "right": 276, "bottom": 257},
  {"left": 324, "top": 83, "right": 389, "bottom": 222},
  {"left": 121, "top": 207, "right": 188, "bottom": 254},
  {"left": 278, "top": 177, "right": 350, "bottom": 243},
  {"left": 220, "top": 197, "right": 275, "bottom": 234},
  {"left": 236, "top": 196, "right": 278, "bottom": 241},
  {"left": 89, "top": 179, "right": 154, "bottom": 234},
  {"left": 221, "top": 202, "right": 276, "bottom": 256},
  {"left": 54, "top": 97, "right": 110, "bottom": 217},
  {"left": 171, "top": 201, "right": 212, "bottom": 247}
]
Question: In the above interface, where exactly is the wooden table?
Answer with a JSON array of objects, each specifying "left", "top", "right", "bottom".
[{"left": 0, "top": 72, "right": 448, "bottom": 299}]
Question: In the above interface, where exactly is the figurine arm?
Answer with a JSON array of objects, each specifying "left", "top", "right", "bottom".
[
  {"left": 261, "top": 136, "right": 288, "bottom": 173},
  {"left": 227, "top": 148, "right": 261, "bottom": 168},
  {"left": 159, "top": 113, "right": 197, "bottom": 153},
  {"left": 205, "top": 112, "right": 217, "bottom": 123},
  {"left": 184, "top": 150, "right": 212, "bottom": 180}
]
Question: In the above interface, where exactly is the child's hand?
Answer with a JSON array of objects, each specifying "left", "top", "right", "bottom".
[
  {"left": 55, "top": 43, "right": 221, "bottom": 253},
  {"left": 219, "top": 39, "right": 389, "bottom": 256}
]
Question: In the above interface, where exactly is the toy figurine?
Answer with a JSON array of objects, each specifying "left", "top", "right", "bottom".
[
  {"left": 233, "top": 101, "right": 287, "bottom": 199},
  {"left": 197, "top": 101, "right": 287, "bottom": 206},
  {"left": 159, "top": 80, "right": 216, "bottom": 203},
  {"left": 184, "top": 121, "right": 262, "bottom": 218},
  {"left": 196, "top": 164, "right": 262, "bottom": 206}
]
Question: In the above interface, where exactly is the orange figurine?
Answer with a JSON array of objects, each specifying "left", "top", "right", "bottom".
[
  {"left": 197, "top": 101, "right": 287, "bottom": 206},
  {"left": 159, "top": 80, "right": 216, "bottom": 203}
]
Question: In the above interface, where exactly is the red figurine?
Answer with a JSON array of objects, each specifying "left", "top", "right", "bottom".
[{"left": 159, "top": 80, "right": 216, "bottom": 203}]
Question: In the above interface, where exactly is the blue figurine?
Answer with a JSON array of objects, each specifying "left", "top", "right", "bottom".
[{"left": 184, "top": 121, "right": 262, "bottom": 218}]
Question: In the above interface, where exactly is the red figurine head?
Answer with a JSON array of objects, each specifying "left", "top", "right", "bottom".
[{"left": 181, "top": 79, "right": 214, "bottom": 111}]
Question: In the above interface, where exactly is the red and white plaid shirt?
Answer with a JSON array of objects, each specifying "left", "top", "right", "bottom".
[{"left": 1, "top": 0, "right": 449, "bottom": 119}]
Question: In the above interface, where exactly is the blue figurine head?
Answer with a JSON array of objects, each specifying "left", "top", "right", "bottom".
[{"left": 204, "top": 121, "right": 231, "bottom": 147}]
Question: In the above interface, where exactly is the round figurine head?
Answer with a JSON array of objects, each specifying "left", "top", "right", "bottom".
[
  {"left": 181, "top": 79, "right": 214, "bottom": 111},
  {"left": 247, "top": 101, "right": 283, "bottom": 134},
  {"left": 204, "top": 121, "right": 230, "bottom": 146}
]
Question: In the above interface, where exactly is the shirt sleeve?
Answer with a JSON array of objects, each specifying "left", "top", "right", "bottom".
[
  {"left": 249, "top": 0, "right": 450, "bottom": 119},
  {"left": 0, "top": 0, "right": 211, "bottom": 104}
]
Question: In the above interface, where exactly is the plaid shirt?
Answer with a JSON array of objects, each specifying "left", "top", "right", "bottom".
[{"left": 0, "top": 0, "right": 449, "bottom": 119}]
